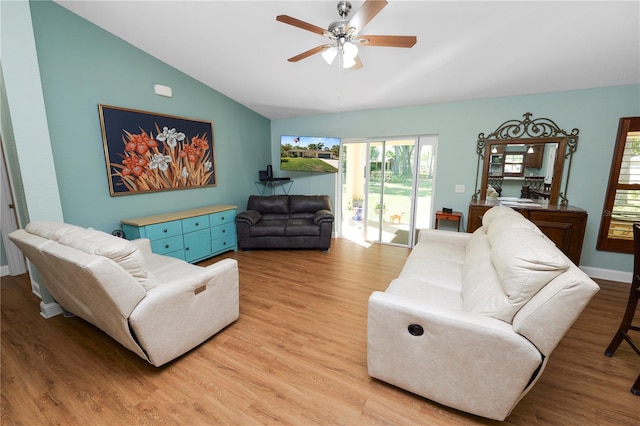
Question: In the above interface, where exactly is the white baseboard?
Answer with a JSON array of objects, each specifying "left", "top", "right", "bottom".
[
  {"left": 0, "top": 265, "right": 9, "bottom": 277},
  {"left": 580, "top": 266, "right": 632, "bottom": 284},
  {"left": 39, "top": 301, "right": 63, "bottom": 318},
  {"left": 29, "top": 279, "right": 63, "bottom": 318}
]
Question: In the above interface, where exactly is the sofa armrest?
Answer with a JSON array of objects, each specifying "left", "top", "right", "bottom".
[
  {"left": 417, "top": 228, "right": 472, "bottom": 247},
  {"left": 313, "top": 209, "right": 334, "bottom": 225},
  {"left": 235, "top": 210, "right": 262, "bottom": 226},
  {"left": 130, "top": 238, "right": 152, "bottom": 255},
  {"left": 367, "top": 290, "right": 543, "bottom": 420},
  {"left": 128, "top": 258, "right": 240, "bottom": 366}
]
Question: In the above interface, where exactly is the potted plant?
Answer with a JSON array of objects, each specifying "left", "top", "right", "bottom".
[
  {"left": 375, "top": 202, "right": 386, "bottom": 216},
  {"left": 352, "top": 194, "right": 364, "bottom": 221}
]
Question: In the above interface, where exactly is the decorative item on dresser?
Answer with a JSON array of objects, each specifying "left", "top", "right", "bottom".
[{"left": 121, "top": 205, "right": 237, "bottom": 263}]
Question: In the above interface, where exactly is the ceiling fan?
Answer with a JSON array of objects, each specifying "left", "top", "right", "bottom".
[{"left": 276, "top": 0, "right": 417, "bottom": 69}]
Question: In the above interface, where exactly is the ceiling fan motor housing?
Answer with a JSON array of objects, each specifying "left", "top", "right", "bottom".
[{"left": 337, "top": 1, "right": 352, "bottom": 18}]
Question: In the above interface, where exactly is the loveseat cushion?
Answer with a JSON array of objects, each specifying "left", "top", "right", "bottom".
[
  {"left": 285, "top": 219, "right": 321, "bottom": 236},
  {"left": 289, "top": 195, "right": 331, "bottom": 214},
  {"left": 58, "top": 229, "right": 158, "bottom": 290},
  {"left": 249, "top": 220, "right": 287, "bottom": 237},
  {"left": 247, "top": 195, "right": 289, "bottom": 214}
]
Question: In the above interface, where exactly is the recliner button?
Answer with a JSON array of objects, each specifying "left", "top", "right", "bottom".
[{"left": 408, "top": 324, "right": 424, "bottom": 336}]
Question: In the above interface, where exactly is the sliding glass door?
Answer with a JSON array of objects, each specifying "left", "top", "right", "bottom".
[
  {"left": 340, "top": 136, "right": 437, "bottom": 247},
  {"left": 366, "top": 139, "right": 416, "bottom": 245}
]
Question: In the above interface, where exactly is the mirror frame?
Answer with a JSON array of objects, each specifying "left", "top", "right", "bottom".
[{"left": 474, "top": 112, "right": 579, "bottom": 206}]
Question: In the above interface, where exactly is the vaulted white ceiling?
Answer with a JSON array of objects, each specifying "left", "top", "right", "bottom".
[{"left": 56, "top": 1, "right": 640, "bottom": 119}]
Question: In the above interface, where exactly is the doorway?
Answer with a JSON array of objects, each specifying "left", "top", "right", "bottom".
[{"left": 339, "top": 136, "right": 437, "bottom": 247}]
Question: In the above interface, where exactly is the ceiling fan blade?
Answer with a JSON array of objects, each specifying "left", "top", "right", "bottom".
[
  {"left": 358, "top": 35, "right": 417, "bottom": 48},
  {"left": 287, "top": 45, "right": 330, "bottom": 62},
  {"left": 352, "top": 55, "right": 364, "bottom": 70},
  {"left": 347, "top": 0, "right": 388, "bottom": 34},
  {"left": 276, "top": 15, "right": 327, "bottom": 36}
]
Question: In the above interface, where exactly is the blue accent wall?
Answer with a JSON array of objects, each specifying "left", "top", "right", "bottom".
[{"left": 28, "top": 0, "right": 271, "bottom": 233}]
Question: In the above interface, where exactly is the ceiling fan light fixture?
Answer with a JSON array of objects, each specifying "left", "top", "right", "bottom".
[
  {"left": 322, "top": 46, "right": 338, "bottom": 65},
  {"left": 342, "top": 54, "right": 357, "bottom": 68},
  {"left": 343, "top": 40, "right": 358, "bottom": 60}
]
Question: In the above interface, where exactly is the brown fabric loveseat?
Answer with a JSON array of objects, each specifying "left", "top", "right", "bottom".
[{"left": 235, "top": 195, "right": 334, "bottom": 251}]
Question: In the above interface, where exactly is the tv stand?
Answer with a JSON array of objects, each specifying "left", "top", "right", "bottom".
[{"left": 255, "top": 179, "right": 293, "bottom": 195}]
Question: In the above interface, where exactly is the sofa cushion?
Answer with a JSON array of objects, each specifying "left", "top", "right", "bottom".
[
  {"left": 489, "top": 227, "right": 568, "bottom": 321},
  {"left": 26, "top": 221, "right": 85, "bottom": 241},
  {"left": 249, "top": 220, "right": 287, "bottom": 237},
  {"left": 247, "top": 195, "right": 289, "bottom": 214},
  {"left": 386, "top": 277, "right": 463, "bottom": 311},
  {"left": 285, "top": 219, "right": 321, "bottom": 236},
  {"left": 58, "top": 229, "right": 158, "bottom": 290},
  {"left": 289, "top": 195, "right": 331, "bottom": 214},
  {"left": 462, "top": 230, "right": 512, "bottom": 320},
  {"left": 399, "top": 240, "right": 464, "bottom": 292}
]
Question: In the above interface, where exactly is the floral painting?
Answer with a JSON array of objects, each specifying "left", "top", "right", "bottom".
[{"left": 98, "top": 105, "right": 216, "bottom": 196}]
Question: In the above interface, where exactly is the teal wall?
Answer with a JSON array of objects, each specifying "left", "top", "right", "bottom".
[
  {"left": 272, "top": 85, "right": 640, "bottom": 272},
  {"left": 27, "top": 0, "right": 271, "bottom": 233}
]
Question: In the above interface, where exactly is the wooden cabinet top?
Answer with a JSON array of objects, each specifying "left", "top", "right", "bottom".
[
  {"left": 121, "top": 205, "right": 237, "bottom": 227},
  {"left": 469, "top": 200, "right": 586, "bottom": 214}
]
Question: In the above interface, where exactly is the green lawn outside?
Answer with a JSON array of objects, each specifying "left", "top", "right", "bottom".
[{"left": 280, "top": 158, "right": 338, "bottom": 173}]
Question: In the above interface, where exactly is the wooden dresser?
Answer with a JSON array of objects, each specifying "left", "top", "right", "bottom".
[{"left": 468, "top": 201, "right": 587, "bottom": 265}]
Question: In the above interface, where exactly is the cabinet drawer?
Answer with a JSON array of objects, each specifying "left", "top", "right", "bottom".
[
  {"left": 210, "top": 210, "right": 235, "bottom": 226},
  {"left": 145, "top": 220, "right": 182, "bottom": 240},
  {"left": 210, "top": 222, "right": 235, "bottom": 240},
  {"left": 151, "top": 235, "right": 184, "bottom": 255},
  {"left": 212, "top": 235, "right": 236, "bottom": 254},
  {"left": 182, "top": 215, "right": 210, "bottom": 234}
]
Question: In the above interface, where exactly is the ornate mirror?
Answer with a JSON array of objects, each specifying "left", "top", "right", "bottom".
[{"left": 473, "top": 113, "right": 579, "bottom": 207}]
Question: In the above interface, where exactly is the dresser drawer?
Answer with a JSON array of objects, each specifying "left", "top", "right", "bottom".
[
  {"left": 210, "top": 210, "right": 235, "bottom": 226},
  {"left": 145, "top": 220, "right": 182, "bottom": 240},
  {"left": 151, "top": 235, "right": 184, "bottom": 255},
  {"left": 212, "top": 235, "right": 236, "bottom": 254},
  {"left": 210, "top": 222, "right": 235, "bottom": 240},
  {"left": 182, "top": 215, "right": 209, "bottom": 234}
]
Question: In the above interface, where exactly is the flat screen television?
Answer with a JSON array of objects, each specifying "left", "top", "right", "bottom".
[{"left": 280, "top": 135, "right": 340, "bottom": 173}]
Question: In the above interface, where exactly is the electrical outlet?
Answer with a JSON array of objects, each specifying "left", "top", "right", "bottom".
[{"left": 455, "top": 184, "right": 465, "bottom": 193}]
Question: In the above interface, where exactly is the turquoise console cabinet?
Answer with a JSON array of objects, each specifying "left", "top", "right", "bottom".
[{"left": 121, "top": 205, "right": 237, "bottom": 263}]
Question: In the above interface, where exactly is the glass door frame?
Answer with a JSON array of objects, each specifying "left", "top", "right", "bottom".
[{"left": 337, "top": 135, "right": 438, "bottom": 248}]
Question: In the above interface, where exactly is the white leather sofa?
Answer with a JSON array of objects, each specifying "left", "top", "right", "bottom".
[
  {"left": 367, "top": 206, "right": 600, "bottom": 421},
  {"left": 9, "top": 221, "right": 239, "bottom": 367}
]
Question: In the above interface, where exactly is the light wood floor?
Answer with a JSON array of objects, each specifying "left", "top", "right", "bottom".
[{"left": 2, "top": 237, "right": 639, "bottom": 425}]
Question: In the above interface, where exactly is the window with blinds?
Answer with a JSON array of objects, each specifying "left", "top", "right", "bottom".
[{"left": 598, "top": 117, "right": 640, "bottom": 253}]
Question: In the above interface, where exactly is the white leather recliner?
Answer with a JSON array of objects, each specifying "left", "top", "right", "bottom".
[{"left": 9, "top": 221, "right": 239, "bottom": 367}]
